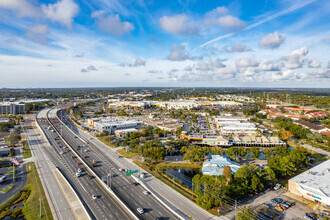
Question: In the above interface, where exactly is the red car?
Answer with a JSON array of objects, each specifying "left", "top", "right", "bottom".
[{"left": 77, "top": 162, "right": 81, "bottom": 165}]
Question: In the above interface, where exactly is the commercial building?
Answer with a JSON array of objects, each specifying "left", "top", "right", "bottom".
[
  {"left": 294, "top": 120, "right": 329, "bottom": 133},
  {"left": 288, "top": 159, "right": 330, "bottom": 208},
  {"left": 0, "top": 103, "right": 25, "bottom": 115},
  {"left": 114, "top": 128, "right": 138, "bottom": 137},
  {"left": 218, "top": 121, "right": 257, "bottom": 135},
  {"left": 202, "top": 155, "right": 240, "bottom": 176},
  {"left": 94, "top": 118, "right": 142, "bottom": 134},
  {"left": 307, "top": 111, "right": 328, "bottom": 119}
]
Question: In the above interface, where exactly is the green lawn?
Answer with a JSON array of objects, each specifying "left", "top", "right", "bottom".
[
  {"left": 117, "top": 149, "right": 139, "bottom": 159},
  {"left": 22, "top": 141, "right": 32, "bottom": 159},
  {"left": 98, "top": 136, "right": 118, "bottom": 148},
  {"left": 0, "top": 162, "right": 53, "bottom": 220}
]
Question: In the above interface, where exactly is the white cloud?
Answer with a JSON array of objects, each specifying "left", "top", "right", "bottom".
[
  {"left": 42, "top": 0, "right": 79, "bottom": 29},
  {"left": 91, "top": 10, "right": 105, "bottom": 18},
  {"left": 217, "top": 15, "right": 245, "bottom": 32},
  {"left": 81, "top": 68, "right": 88, "bottom": 72},
  {"left": 98, "top": 15, "right": 135, "bottom": 36},
  {"left": 203, "top": 6, "right": 229, "bottom": 26},
  {"left": 257, "top": 60, "right": 282, "bottom": 71},
  {"left": 134, "top": 58, "right": 146, "bottom": 66},
  {"left": 269, "top": 70, "right": 298, "bottom": 81},
  {"left": 26, "top": 24, "right": 49, "bottom": 43},
  {"left": 159, "top": 14, "right": 198, "bottom": 35},
  {"left": 87, "top": 65, "right": 97, "bottom": 71},
  {"left": 167, "top": 44, "right": 190, "bottom": 61},
  {"left": 147, "top": 69, "right": 162, "bottom": 74},
  {"left": 259, "top": 31, "right": 285, "bottom": 49},
  {"left": 215, "top": 65, "right": 237, "bottom": 79},
  {"left": 283, "top": 46, "right": 308, "bottom": 69},
  {"left": 308, "top": 60, "right": 321, "bottom": 68},
  {"left": 0, "top": 0, "right": 40, "bottom": 17},
  {"left": 230, "top": 44, "right": 248, "bottom": 52},
  {"left": 235, "top": 58, "right": 259, "bottom": 68},
  {"left": 310, "top": 68, "right": 330, "bottom": 78}
]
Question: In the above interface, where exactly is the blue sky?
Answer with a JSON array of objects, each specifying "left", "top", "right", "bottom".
[{"left": 0, "top": 0, "right": 329, "bottom": 88}]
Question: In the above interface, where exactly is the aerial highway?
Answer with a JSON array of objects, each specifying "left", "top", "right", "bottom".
[
  {"left": 46, "top": 108, "right": 178, "bottom": 220},
  {"left": 55, "top": 108, "right": 213, "bottom": 220},
  {"left": 37, "top": 109, "right": 134, "bottom": 220}
]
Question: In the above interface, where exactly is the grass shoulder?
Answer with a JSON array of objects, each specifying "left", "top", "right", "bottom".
[
  {"left": 116, "top": 148, "right": 139, "bottom": 159},
  {"left": 0, "top": 162, "right": 53, "bottom": 220}
]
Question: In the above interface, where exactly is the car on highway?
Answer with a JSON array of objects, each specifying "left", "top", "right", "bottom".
[
  {"left": 132, "top": 182, "right": 139, "bottom": 186},
  {"left": 89, "top": 175, "right": 94, "bottom": 179},
  {"left": 119, "top": 168, "right": 125, "bottom": 171},
  {"left": 71, "top": 155, "right": 75, "bottom": 159},
  {"left": 60, "top": 151, "right": 64, "bottom": 155},
  {"left": 78, "top": 168, "right": 83, "bottom": 173},
  {"left": 76, "top": 172, "right": 81, "bottom": 177},
  {"left": 137, "top": 208, "right": 144, "bottom": 214},
  {"left": 143, "top": 190, "right": 149, "bottom": 195},
  {"left": 92, "top": 195, "right": 98, "bottom": 200},
  {"left": 77, "top": 162, "right": 81, "bottom": 165}
]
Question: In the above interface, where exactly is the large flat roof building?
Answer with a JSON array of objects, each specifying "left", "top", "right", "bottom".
[
  {"left": 288, "top": 159, "right": 330, "bottom": 208},
  {"left": 202, "top": 155, "right": 240, "bottom": 176}
]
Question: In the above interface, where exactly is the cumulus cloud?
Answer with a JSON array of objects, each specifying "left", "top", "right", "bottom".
[
  {"left": 224, "top": 44, "right": 250, "bottom": 53},
  {"left": 259, "top": 31, "right": 285, "bottom": 49},
  {"left": 0, "top": 0, "right": 41, "bottom": 17},
  {"left": 215, "top": 65, "right": 237, "bottom": 79},
  {"left": 308, "top": 60, "right": 321, "bottom": 68},
  {"left": 81, "top": 65, "right": 97, "bottom": 72},
  {"left": 311, "top": 68, "right": 330, "bottom": 78},
  {"left": 134, "top": 58, "right": 146, "bottom": 67},
  {"left": 257, "top": 60, "right": 282, "bottom": 71},
  {"left": 269, "top": 70, "right": 298, "bottom": 81},
  {"left": 159, "top": 14, "right": 198, "bottom": 35},
  {"left": 203, "top": 6, "right": 229, "bottom": 26},
  {"left": 167, "top": 44, "right": 190, "bottom": 61},
  {"left": 26, "top": 24, "right": 49, "bottom": 43},
  {"left": 235, "top": 58, "right": 259, "bottom": 68},
  {"left": 91, "top": 10, "right": 105, "bottom": 18},
  {"left": 98, "top": 15, "right": 134, "bottom": 36},
  {"left": 217, "top": 15, "right": 245, "bottom": 32},
  {"left": 282, "top": 46, "right": 308, "bottom": 69},
  {"left": 148, "top": 70, "right": 162, "bottom": 74},
  {"left": 184, "top": 65, "right": 194, "bottom": 72},
  {"left": 42, "top": 0, "right": 79, "bottom": 29}
]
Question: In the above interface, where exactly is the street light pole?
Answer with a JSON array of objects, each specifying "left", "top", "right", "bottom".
[{"left": 39, "top": 198, "right": 42, "bottom": 219}]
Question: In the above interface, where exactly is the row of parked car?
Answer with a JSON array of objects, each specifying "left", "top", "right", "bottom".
[{"left": 271, "top": 198, "right": 294, "bottom": 212}]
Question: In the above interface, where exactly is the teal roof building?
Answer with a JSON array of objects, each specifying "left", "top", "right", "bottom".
[{"left": 202, "top": 155, "right": 240, "bottom": 176}]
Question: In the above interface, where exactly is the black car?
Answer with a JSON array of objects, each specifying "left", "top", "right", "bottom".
[
  {"left": 89, "top": 175, "right": 94, "bottom": 179},
  {"left": 132, "top": 182, "right": 139, "bottom": 186}
]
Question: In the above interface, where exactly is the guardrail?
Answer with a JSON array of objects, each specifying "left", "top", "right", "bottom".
[{"left": 46, "top": 108, "right": 139, "bottom": 220}]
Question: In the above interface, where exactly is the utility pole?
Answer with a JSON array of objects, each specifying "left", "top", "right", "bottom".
[
  {"left": 39, "top": 198, "right": 42, "bottom": 219},
  {"left": 13, "top": 162, "right": 15, "bottom": 183}
]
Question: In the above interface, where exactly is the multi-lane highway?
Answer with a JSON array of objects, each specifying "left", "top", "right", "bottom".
[
  {"left": 47, "top": 108, "right": 177, "bottom": 220},
  {"left": 55, "top": 109, "right": 214, "bottom": 220},
  {"left": 37, "top": 109, "right": 133, "bottom": 220}
]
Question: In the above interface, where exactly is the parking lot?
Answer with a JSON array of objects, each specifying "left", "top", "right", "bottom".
[{"left": 224, "top": 188, "right": 315, "bottom": 219}]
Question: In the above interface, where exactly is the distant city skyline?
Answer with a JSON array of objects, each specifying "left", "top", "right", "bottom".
[{"left": 0, "top": 0, "right": 329, "bottom": 88}]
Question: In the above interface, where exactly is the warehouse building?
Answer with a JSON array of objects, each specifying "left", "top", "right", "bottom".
[{"left": 288, "top": 159, "right": 330, "bottom": 209}]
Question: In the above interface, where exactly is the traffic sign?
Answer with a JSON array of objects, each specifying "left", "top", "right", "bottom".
[
  {"left": 131, "top": 170, "right": 138, "bottom": 174},
  {"left": 126, "top": 170, "right": 131, "bottom": 176}
]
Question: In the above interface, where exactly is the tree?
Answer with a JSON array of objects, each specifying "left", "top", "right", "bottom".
[
  {"left": 5, "top": 135, "right": 21, "bottom": 146},
  {"left": 250, "top": 147, "right": 261, "bottom": 159},
  {"left": 117, "top": 109, "right": 128, "bottom": 116},
  {"left": 223, "top": 165, "right": 233, "bottom": 184},
  {"left": 280, "top": 129, "right": 292, "bottom": 140},
  {"left": 251, "top": 175, "right": 264, "bottom": 192},
  {"left": 237, "top": 205, "right": 257, "bottom": 220}
]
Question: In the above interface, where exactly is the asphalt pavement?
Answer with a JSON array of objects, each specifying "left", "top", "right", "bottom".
[
  {"left": 38, "top": 109, "right": 133, "bottom": 220},
  {"left": 56, "top": 109, "right": 216, "bottom": 220},
  {"left": 50, "top": 109, "right": 177, "bottom": 220}
]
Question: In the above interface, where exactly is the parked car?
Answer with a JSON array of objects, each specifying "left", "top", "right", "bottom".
[
  {"left": 274, "top": 183, "right": 281, "bottom": 190},
  {"left": 271, "top": 198, "right": 283, "bottom": 204},
  {"left": 305, "top": 213, "right": 317, "bottom": 220},
  {"left": 275, "top": 206, "right": 283, "bottom": 212},
  {"left": 283, "top": 201, "right": 292, "bottom": 207},
  {"left": 262, "top": 203, "right": 271, "bottom": 209},
  {"left": 280, "top": 203, "right": 290, "bottom": 209},
  {"left": 263, "top": 212, "right": 273, "bottom": 219}
]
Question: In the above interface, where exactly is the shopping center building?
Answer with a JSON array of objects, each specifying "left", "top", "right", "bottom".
[{"left": 288, "top": 159, "right": 330, "bottom": 209}]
